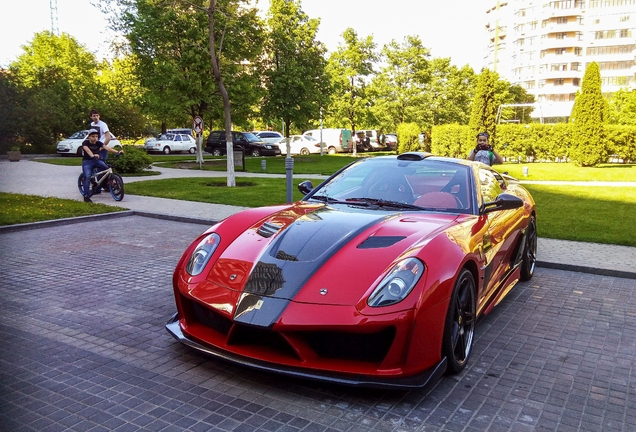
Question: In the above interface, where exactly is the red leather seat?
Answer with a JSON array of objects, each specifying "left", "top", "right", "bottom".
[{"left": 414, "top": 192, "right": 460, "bottom": 209}]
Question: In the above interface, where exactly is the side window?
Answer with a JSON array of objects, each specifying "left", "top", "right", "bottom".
[
  {"left": 175, "top": 135, "right": 182, "bottom": 141},
  {"left": 479, "top": 169, "right": 503, "bottom": 203}
]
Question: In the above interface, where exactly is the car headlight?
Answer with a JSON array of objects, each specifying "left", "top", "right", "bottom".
[
  {"left": 186, "top": 233, "right": 221, "bottom": 276},
  {"left": 367, "top": 258, "right": 424, "bottom": 307},
  {"left": 265, "top": 145, "right": 272, "bottom": 149}
]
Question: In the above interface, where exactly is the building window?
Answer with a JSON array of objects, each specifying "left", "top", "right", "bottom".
[
  {"left": 587, "top": 44, "right": 636, "bottom": 55},
  {"left": 556, "top": 32, "right": 568, "bottom": 39},
  {"left": 530, "top": 21, "right": 538, "bottom": 30},
  {"left": 620, "top": 29, "right": 631, "bottom": 38},
  {"left": 554, "top": 79, "right": 565, "bottom": 85},
  {"left": 557, "top": 17, "right": 568, "bottom": 24},
  {"left": 575, "top": 47, "right": 583, "bottom": 56},
  {"left": 555, "top": 48, "right": 566, "bottom": 55},
  {"left": 571, "top": 62, "right": 581, "bottom": 71},
  {"left": 573, "top": 78, "right": 580, "bottom": 86}
]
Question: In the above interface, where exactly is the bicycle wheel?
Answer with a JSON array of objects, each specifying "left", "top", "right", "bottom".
[
  {"left": 77, "top": 173, "right": 92, "bottom": 197},
  {"left": 108, "top": 173, "right": 125, "bottom": 201}
]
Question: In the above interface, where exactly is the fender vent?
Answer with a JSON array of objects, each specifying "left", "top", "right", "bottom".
[{"left": 257, "top": 222, "right": 282, "bottom": 238}]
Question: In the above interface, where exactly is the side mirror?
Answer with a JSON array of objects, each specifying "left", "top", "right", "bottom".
[
  {"left": 481, "top": 193, "right": 523, "bottom": 215},
  {"left": 298, "top": 180, "right": 313, "bottom": 195}
]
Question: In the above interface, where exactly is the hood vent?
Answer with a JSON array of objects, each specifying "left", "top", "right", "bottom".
[
  {"left": 257, "top": 222, "right": 283, "bottom": 238},
  {"left": 358, "top": 236, "right": 406, "bottom": 249}
]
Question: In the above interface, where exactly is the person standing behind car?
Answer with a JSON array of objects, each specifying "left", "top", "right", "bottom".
[
  {"left": 89, "top": 109, "right": 112, "bottom": 160},
  {"left": 468, "top": 132, "right": 504, "bottom": 166},
  {"left": 81, "top": 129, "right": 123, "bottom": 203}
]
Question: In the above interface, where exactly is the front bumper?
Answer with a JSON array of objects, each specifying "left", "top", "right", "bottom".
[{"left": 166, "top": 312, "right": 447, "bottom": 390}]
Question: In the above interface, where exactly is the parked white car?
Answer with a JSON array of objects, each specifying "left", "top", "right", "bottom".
[
  {"left": 254, "top": 131, "right": 284, "bottom": 144},
  {"left": 143, "top": 133, "right": 197, "bottom": 154},
  {"left": 56, "top": 130, "right": 122, "bottom": 156},
  {"left": 302, "top": 128, "right": 351, "bottom": 154},
  {"left": 278, "top": 135, "right": 323, "bottom": 155}
]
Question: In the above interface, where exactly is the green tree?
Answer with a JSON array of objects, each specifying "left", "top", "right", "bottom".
[
  {"left": 368, "top": 36, "right": 431, "bottom": 133},
  {"left": 468, "top": 68, "right": 511, "bottom": 145},
  {"left": 326, "top": 28, "right": 377, "bottom": 147},
  {"left": 261, "top": 0, "right": 330, "bottom": 137},
  {"left": 608, "top": 88, "right": 636, "bottom": 126},
  {"left": 120, "top": 0, "right": 265, "bottom": 130},
  {"left": 96, "top": 56, "right": 147, "bottom": 139},
  {"left": 425, "top": 59, "right": 476, "bottom": 127},
  {"left": 9, "top": 31, "right": 99, "bottom": 150},
  {"left": 569, "top": 62, "right": 609, "bottom": 166}
]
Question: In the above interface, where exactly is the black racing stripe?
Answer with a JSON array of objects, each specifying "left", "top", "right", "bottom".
[{"left": 233, "top": 207, "right": 397, "bottom": 327}]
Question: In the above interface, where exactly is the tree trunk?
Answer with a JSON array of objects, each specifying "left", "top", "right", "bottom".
[{"left": 208, "top": 0, "right": 235, "bottom": 187}]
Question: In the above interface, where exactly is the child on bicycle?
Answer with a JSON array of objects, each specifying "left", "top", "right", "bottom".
[{"left": 81, "top": 129, "right": 123, "bottom": 203}]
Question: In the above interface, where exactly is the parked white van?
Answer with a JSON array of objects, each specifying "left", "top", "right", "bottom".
[{"left": 302, "top": 128, "right": 352, "bottom": 154}]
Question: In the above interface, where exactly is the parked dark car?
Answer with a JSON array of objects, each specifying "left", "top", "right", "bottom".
[{"left": 205, "top": 131, "right": 281, "bottom": 157}]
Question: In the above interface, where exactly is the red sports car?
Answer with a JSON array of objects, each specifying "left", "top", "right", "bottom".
[{"left": 166, "top": 153, "right": 537, "bottom": 389}]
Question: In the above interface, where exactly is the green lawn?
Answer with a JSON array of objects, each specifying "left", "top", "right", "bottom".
[
  {"left": 18, "top": 156, "right": 636, "bottom": 246},
  {"left": 0, "top": 193, "right": 125, "bottom": 226}
]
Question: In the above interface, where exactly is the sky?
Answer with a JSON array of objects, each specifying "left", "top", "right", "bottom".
[{"left": 1, "top": 0, "right": 490, "bottom": 70}]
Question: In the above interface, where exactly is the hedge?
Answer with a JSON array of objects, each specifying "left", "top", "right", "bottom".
[{"left": 430, "top": 123, "right": 635, "bottom": 163}]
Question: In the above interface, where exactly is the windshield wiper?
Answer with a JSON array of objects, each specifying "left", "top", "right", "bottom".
[
  {"left": 310, "top": 195, "right": 349, "bottom": 204},
  {"left": 345, "top": 197, "right": 423, "bottom": 210}
]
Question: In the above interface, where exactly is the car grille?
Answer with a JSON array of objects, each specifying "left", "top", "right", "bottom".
[{"left": 183, "top": 295, "right": 395, "bottom": 365}]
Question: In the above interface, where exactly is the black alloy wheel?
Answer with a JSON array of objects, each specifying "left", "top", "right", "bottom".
[
  {"left": 442, "top": 268, "right": 476, "bottom": 374},
  {"left": 520, "top": 215, "right": 537, "bottom": 281}
]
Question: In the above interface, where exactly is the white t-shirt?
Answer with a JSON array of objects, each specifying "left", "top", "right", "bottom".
[{"left": 90, "top": 120, "right": 112, "bottom": 145}]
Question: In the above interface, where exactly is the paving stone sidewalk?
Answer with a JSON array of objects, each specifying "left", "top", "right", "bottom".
[{"left": 1, "top": 217, "right": 635, "bottom": 432}]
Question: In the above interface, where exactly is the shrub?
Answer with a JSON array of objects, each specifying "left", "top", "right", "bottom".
[
  {"left": 396, "top": 123, "right": 421, "bottom": 153},
  {"left": 110, "top": 145, "right": 153, "bottom": 174}
]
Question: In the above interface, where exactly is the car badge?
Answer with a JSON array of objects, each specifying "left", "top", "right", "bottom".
[
  {"left": 230, "top": 274, "right": 237, "bottom": 281},
  {"left": 319, "top": 288, "right": 328, "bottom": 295}
]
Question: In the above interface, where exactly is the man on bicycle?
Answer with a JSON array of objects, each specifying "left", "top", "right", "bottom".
[{"left": 81, "top": 129, "right": 123, "bottom": 203}]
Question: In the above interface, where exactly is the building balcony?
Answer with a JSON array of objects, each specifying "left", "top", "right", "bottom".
[
  {"left": 540, "top": 38, "right": 585, "bottom": 49},
  {"left": 540, "top": 69, "right": 584, "bottom": 80},
  {"left": 537, "top": 83, "right": 580, "bottom": 95}
]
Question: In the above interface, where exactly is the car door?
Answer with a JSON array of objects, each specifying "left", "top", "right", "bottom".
[
  {"left": 477, "top": 167, "right": 523, "bottom": 302},
  {"left": 173, "top": 134, "right": 184, "bottom": 151}
]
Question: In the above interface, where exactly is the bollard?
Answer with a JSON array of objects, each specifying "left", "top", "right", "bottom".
[
  {"left": 285, "top": 157, "right": 294, "bottom": 203},
  {"left": 523, "top": 166, "right": 529, "bottom": 177},
  {"left": 261, "top": 160, "right": 266, "bottom": 171}
]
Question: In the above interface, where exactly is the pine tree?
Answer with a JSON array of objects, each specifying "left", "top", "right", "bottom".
[
  {"left": 569, "top": 62, "right": 609, "bottom": 166},
  {"left": 468, "top": 68, "right": 499, "bottom": 142}
]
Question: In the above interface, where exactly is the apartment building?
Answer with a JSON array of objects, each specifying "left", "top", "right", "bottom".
[{"left": 484, "top": 0, "right": 636, "bottom": 119}]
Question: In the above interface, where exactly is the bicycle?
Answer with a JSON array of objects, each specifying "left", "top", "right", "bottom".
[{"left": 77, "top": 160, "right": 125, "bottom": 202}]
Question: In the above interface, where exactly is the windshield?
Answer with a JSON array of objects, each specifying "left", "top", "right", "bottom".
[
  {"left": 69, "top": 131, "right": 87, "bottom": 139},
  {"left": 308, "top": 157, "right": 473, "bottom": 214},
  {"left": 159, "top": 134, "right": 175, "bottom": 140},
  {"left": 243, "top": 132, "right": 262, "bottom": 143}
]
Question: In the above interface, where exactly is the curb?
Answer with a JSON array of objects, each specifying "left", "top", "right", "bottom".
[{"left": 1, "top": 212, "right": 634, "bottom": 280}]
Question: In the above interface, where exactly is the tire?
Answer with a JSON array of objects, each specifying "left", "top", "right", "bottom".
[
  {"left": 300, "top": 148, "right": 310, "bottom": 156},
  {"left": 520, "top": 215, "right": 537, "bottom": 281},
  {"left": 328, "top": 147, "right": 336, "bottom": 155},
  {"left": 76, "top": 147, "right": 83, "bottom": 156},
  {"left": 108, "top": 173, "right": 125, "bottom": 202},
  {"left": 189, "top": 147, "right": 196, "bottom": 154},
  {"left": 163, "top": 146, "right": 171, "bottom": 155},
  {"left": 78, "top": 173, "right": 89, "bottom": 197},
  {"left": 251, "top": 149, "right": 261, "bottom": 157},
  {"left": 212, "top": 148, "right": 223, "bottom": 157},
  {"left": 442, "top": 268, "right": 476, "bottom": 374}
]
